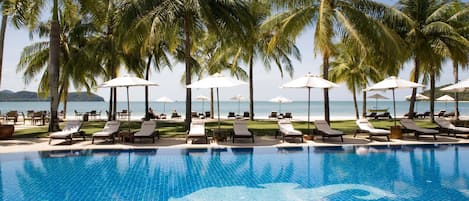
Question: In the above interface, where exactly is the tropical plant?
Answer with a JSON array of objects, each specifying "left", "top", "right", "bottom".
[
  {"left": 395, "top": 0, "right": 469, "bottom": 120},
  {"left": 266, "top": 0, "right": 406, "bottom": 123},
  {"left": 136, "top": 0, "right": 253, "bottom": 129}
]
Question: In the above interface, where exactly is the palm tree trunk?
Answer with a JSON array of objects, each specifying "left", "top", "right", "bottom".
[
  {"left": 408, "top": 57, "right": 420, "bottom": 119},
  {"left": 352, "top": 85, "right": 359, "bottom": 119},
  {"left": 144, "top": 55, "right": 153, "bottom": 120},
  {"left": 62, "top": 87, "right": 68, "bottom": 120},
  {"left": 108, "top": 89, "right": 113, "bottom": 121},
  {"left": 48, "top": 0, "right": 60, "bottom": 132},
  {"left": 0, "top": 15, "right": 7, "bottom": 88},
  {"left": 210, "top": 88, "right": 214, "bottom": 119},
  {"left": 184, "top": 11, "right": 192, "bottom": 129},
  {"left": 323, "top": 55, "right": 330, "bottom": 123},
  {"left": 362, "top": 83, "right": 367, "bottom": 118},
  {"left": 249, "top": 54, "right": 254, "bottom": 120},
  {"left": 430, "top": 71, "right": 435, "bottom": 122},
  {"left": 453, "top": 62, "right": 459, "bottom": 120}
]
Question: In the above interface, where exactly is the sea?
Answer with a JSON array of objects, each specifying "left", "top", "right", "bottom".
[{"left": 0, "top": 100, "right": 466, "bottom": 119}]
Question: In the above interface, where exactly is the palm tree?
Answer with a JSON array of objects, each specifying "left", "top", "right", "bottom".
[
  {"left": 329, "top": 42, "right": 386, "bottom": 119},
  {"left": 229, "top": 0, "right": 300, "bottom": 121},
  {"left": 395, "top": 0, "right": 469, "bottom": 120},
  {"left": 267, "top": 0, "right": 406, "bottom": 123},
  {"left": 136, "top": 0, "right": 252, "bottom": 129}
]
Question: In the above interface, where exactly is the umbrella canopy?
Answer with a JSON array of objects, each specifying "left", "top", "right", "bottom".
[
  {"left": 367, "top": 93, "right": 388, "bottom": 110},
  {"left": 100, "top": 74, "right": 158, "bottom": 132},
  {"left": 156, "top": 96, "right": 174, "bottom": 113},
  {"left": 230, "top": 95, "right": 245, "bottom": 114},
  {"left": 436, "top": 95, "right": 455, "bottom": 101},
  {"left": 441, "top": 78, "right": 469, "bottom": 92},
  {"left": 187, "top": 73, "right": 247, "bottom": 129},
  {"left": 367, "top": 76, "right": 423, "bottom": 126},
  {"left": 195, "top": 95, "right": 209, "bottom": 112},
  {"left": 405, "top": 93, "right": 429, "bottom": 101},
  {"left": 282, "top": 73, "right": 339, "bottom": 132},
  {"left": 269, "top": 96, "right": 292, "bottom": 113}
]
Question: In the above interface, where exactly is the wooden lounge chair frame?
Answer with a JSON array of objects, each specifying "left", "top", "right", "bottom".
[
  {"left": 354, "top": 119, "right": 390, "bottom": 141},
  {"left": 400, "top": 119, "right": 438, "bottom": 140},
  {"left": 232, "top": 120, "right": 254, "bottom": 143},
  {"left": 227, "top": 112, "right": 236, "bottom": 119},
  {"left": 314, "top": 120, "right": 344, "bottom": 142},
  {"left": 133, "top": 121, "right": 159, "bottom": 143},
  {"left": 91, "top": 121, "right": 121, "bottom": 144}
]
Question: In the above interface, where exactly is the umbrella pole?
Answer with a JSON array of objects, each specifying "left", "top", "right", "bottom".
[
  {"left": 308, "top": 88, "right": 311, "bottom": 134},
  {"left": 217, "top": 88, "right": 220, "bottom": 130},
  {"left": 127, "top": 86, "right": 131, "bottom": 133},
  {"left": 392, "top": 89, "right": 397, "bottom": 127}
]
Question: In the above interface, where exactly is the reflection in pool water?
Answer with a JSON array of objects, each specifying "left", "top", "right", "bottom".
[{"left": 0, "top": 145, "right": 468, "bottom": 201}]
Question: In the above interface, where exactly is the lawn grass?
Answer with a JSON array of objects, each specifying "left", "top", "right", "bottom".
[{"left": 11, "top": 119, "right": 439, "bottom": 139}]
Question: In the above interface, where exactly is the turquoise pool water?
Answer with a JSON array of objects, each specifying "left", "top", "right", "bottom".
[{"left": 0, "top": 145, "right": 468, "bottom": 200}]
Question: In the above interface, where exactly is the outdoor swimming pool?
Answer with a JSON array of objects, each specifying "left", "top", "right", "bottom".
[{"left": 0, "top": 145, "right": 468, "bottom": 201}]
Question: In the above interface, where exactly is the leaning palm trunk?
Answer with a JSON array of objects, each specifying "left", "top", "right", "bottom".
[
  {"left": 144, "top": 55, "right": 152, "bottom": 120},
  {"left": 0, "top": 15, "right": 7, "bottom": 88},
  {"left": 430, "top": 71, "right": 435, "bottom": 122},
  {"left": 184, "top": 11, "right": 192, "bottom": 129},
  {"left": 352, "top": 85, "right": 359, "bottom": 119},
  {"left": 408, "top": 58, "right": 420, "bottom": 119},
  {"left": 323, "top": 56, "right": 330, "bottom": 123},
  {"left": 362, "top": 84, "right": 367, "bottom": 118},
  {"left": 210, "top": 88, "right": 214, "bottom": 119}
]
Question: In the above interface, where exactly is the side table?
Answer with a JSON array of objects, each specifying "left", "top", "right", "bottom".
[{"left": 119, "top": 131, "right": 134, "bottom": 143}]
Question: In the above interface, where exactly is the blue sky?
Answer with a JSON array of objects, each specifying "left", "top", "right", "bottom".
[{"left": 0, "top": 1, "right": 465, "bottom": 101}]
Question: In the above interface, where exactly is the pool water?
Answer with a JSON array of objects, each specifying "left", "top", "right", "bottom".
[{"left": 0, "top": 145, "right": 468, "bottom": 201}]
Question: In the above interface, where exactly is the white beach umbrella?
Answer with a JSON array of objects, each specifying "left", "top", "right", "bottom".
[
  {"left": 156, "top": 96, "right": 175, "bottom": 113},
  {"left": 366, "top": 76, "right": 423, "bottom": 126},
  {"left": 436, "top": 95, "right": 455, "bottom": 111},
  {"left": 195, "top": 95, "right": 209, "bottom": 112},
  {"left": 187, "top": 73, "right": 247, "bottom": 129},
  {"left": 405, "top": 93, "right": 429, "bottom": 101},
  {"left": 367, "top": 93, "right": 388, "bottom": 110},
  {"left": 100, "top": 74, "right": 158, "bottom": 132},
  {"left": 441, "top": 78, "right": 469, "bottom": 92},
  {"left": 282, "top": 73, "right": 339, "bottom": 132},
  {"left": 230, "top": 94, "right": 245, "bottom": 114},
  {"left": 269, "top": 96, "right": 292, "bottom": 113}
]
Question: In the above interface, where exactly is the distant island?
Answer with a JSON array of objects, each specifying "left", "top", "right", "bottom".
[{"left": 0, "top": 90, "right": 104, "bottom": 101}]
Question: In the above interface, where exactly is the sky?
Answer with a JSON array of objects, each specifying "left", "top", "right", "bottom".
[{"left": 0, "top": 1, "right": 466, "bottom": 102}]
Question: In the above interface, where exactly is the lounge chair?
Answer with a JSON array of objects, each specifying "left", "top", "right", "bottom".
[
  {"left": 354, "top": 119, "right": 390, "bottom": 141},
  {"left": 227, "top": 112, "right": 236, "bottom": 119},
  {"left": 91, "top": 121, "right": 121, "bottom": 144},
  {"left": 314, "top": 120, "right": 344, "bottom": 142},
  {"left": 277, "top": 120, "right": 303, "bottom": 143},
  {"left": 434, "top": 110, "right": 446, "bottom": 117},
  {"left": 269, "top": 112, "right": 278, "bottom": 119},
  {"left": 444, "top": 111, "right": 456, "bottom": 118},
  {"left": 434, "top": 117, "right": 469, "bottom": 136},
  {"left": 191, "top": 111, "right": 199, "bottom": 118},
  {"left": 186, "top": 121, "right": 208, "bottom": 144},
  {"left": 243, "top": 112, "right": 250, "bottom": 119},
  {"left": 417, "top": 111, "right": 431, "bottom": 119},
  {"left": 365, "top": 112, "right": 377, "bottom": 119},
  {"left": 232, "top": 120, "right": 254, "bottom": 143},
  {"left": 284, "top": 112, "right": 292, "bottom": 119},
  {"left": 133, "top": 120, "right": 159, "bottom": 143},
  {"left": 5, "top": 111, "right": 19, "bottom": 124},
  {"left": 205, "top": 111, "right": 211, "bottom": 118},
  {"left": 375, "top": 112, "right": 392, "bottom": 120},
  {"left": 171, "top": 112, "right": 181, "bottom": 119},
  {"left": 403, "top": 112, "right": 417, "bottom": 118},
  {"left": 400, "top": 119, "right": 438, "bottom": 140},
  {"left": 49, "top": 120, "right": 84, "bottom": 144}
]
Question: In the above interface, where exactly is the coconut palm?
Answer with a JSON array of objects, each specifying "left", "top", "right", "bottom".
[
  {"left": 267, "top": 0, "right": 406, "bottom": 123},
  {"left": 136, "top": 0, "right": 252, "bottom": 128},
  {"left": 395, "top": 0, "right": 469, "bottom": 120},
  {"left": 229, "top": 0, "right": 300, "bottom": 121}
]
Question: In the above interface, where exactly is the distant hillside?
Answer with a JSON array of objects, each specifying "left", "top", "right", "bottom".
[
  {"left": 421, "top": 84, "right": 469, "bottom": 101},
  {"left": 0, "top": 90, "right": 104, "bottom": 101}
]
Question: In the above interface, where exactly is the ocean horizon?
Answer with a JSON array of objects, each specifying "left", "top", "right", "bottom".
[{"left": 0, "top": 100, "right": 465, "bottom": 119}]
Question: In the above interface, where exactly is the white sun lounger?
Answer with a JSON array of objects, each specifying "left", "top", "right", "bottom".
[
  {"left": 91, "top": 121, "right": 121, "bottom": 144},
  {"left": 434, "top": 118, "right": 469, "bottom": 136},
  {"left": 355, "top": 119, "right": 390, "bottom": 141},
  {"left": 49, "top": 120, "right": 84, "bottom": 145},
  {"left": 133, "top": 120, "right": 159, "bottom": 143},
  {"left": 277, "top": 120, "right": 303, "bottom": 142},
  {"left": 186, "top": 121, "right": 208, "bottom": 144},
  {"left": 232, "top": 120, "right": 254, "bottom": 143}
]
